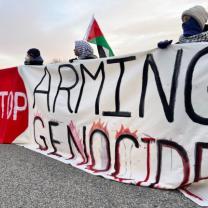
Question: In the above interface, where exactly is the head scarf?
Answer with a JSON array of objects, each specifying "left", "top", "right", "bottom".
[
  {"left": 182, "top": 5, "right": 208, "bottom": 30},
  {"left": 182, "top": 17, "right": 202, "bottom": 36},
  {"left": 27, "top": 48, "right": 41, "bottom": 58},
  {"left": 25, "top": 48, "right": 43, "bottom": 65},
  {"left": 75, "top": 40, "right": 94, "bottom": 59}
]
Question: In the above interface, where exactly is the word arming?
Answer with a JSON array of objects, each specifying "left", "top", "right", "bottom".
[{"left": 33, "top": 46, "right": 208, "bottom": 125}]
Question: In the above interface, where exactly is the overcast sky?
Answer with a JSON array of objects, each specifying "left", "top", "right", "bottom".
[{"left": 0, "top": 0, "right": 207, "bottom": 68}]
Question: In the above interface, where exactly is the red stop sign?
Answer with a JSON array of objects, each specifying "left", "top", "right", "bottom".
[{"left": 0, "top": 67, "right": 28, "bottom": 143}]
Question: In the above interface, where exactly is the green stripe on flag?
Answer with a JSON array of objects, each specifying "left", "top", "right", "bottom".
[{"left": 89, "top": 36, "right": 114, "bottom": 56}]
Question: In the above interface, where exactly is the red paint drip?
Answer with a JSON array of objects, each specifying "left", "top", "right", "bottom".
[
  {"left": 137, "top": 138, "right": 153, "bottom": 186},
  {"left": 66, "top": 155, "right": 74, "bottom": 160},
  {"left": 48, "top": 152, "right": 62, "bottom": 157},
  {"left": 181, "top": 187, "right": 203, "bottom": 201},
  {"left": 68, "top": 121, "right": 86, "bottom": 164},
  {"left": 37, "top": 145, "right": 48, "bottom": 151},
  {"left": 112, "top": 176, "right": 132, "bottom": 183}
]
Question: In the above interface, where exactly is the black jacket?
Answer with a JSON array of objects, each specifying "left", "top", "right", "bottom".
[{"left": 24, "top": 56, "right": 43, "bottom": 65}]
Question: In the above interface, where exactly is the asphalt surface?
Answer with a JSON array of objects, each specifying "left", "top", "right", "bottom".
[{"left": 0, "top": 144, "right": 200, "bottom": 208}]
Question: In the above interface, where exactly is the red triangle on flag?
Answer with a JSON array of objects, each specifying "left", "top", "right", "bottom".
[{"left": 86, "top": 18, "right": 104, "bottom": 41}]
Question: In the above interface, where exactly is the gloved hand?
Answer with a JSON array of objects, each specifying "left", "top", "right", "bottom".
[
  {"left": 69, "top": 58, "right": 77, "bottom": 63},
  {"left": 203, "top": 24, "right": 208, "bottom": 32},
  {"left": 157, "top": 40, "right": 173, "bottom": 49}
]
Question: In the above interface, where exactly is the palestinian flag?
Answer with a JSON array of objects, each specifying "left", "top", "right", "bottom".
[{"left": 84, "top": 17, "right": 114, "bottom": 58}]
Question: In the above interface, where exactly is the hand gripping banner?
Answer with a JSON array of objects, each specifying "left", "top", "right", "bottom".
[{"left": 1, "top": 43, "right": 208, "bottom": 206}]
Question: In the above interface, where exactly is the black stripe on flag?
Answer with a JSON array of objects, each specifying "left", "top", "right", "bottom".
[{"left": 97, "top": 45, "right": 107, "bottom": 58}]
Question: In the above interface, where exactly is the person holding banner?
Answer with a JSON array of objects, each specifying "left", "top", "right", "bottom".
[
  {"left": 158, "top": 5, "right": 208, "bottom": 49},
  {"left": 69, "top": 40, "right": 97, "bottom": 63},
  {"left": 179, "top": 5, "right": 208, "bottom": 43},
  {"left": 24, "top": 48, "right": 44, "bottom": 65}
]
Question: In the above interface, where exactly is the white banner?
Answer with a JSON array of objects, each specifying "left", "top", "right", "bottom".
[{"left": 13, "top": 43, "right": 208, "bottom": 206}]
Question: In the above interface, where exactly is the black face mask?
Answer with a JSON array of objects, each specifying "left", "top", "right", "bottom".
[{"left": 182, "top": 17, "right": 203, "bottom": 37}]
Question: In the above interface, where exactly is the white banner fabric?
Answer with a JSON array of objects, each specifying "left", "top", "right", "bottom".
[{"left": 15, "top": 43, "right": 208, "bottom": 206}]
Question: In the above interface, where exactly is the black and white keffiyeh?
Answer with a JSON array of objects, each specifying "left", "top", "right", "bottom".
[
  {"left": 75, "top": 40, "right": 94, "bottom": 59},
  {"left": 179, "top": 31, "right": 208, "bottom": 43}
]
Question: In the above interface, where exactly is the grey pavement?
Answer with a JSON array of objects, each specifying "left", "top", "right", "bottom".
[{"left": 0, "top": 144, "right": 200, "bottom": 208}]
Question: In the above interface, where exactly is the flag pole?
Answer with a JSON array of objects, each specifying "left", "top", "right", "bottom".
[{"left": 83, "top": 14, "right": 95, "bottom": 40}]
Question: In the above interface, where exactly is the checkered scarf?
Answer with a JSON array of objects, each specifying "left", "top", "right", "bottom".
[
  {"left": 75, "top": 40, "right": 94, "bottom": 59},
  {"left": 179, "top": 31, "right": 208, "bottom": 43}
]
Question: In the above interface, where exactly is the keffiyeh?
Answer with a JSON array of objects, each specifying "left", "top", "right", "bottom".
[
  {"left": 75, "top": 40, "right": 94, "bottom": 59},
  {"left": 179, "top": 31, "right": 208, "bottom": 43}
]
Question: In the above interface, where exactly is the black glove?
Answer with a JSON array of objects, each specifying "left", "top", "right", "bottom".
[
  {"left": 203, "top": 24, "right": 208, "bottom": 32},
  {"left": 157, "top": 40, "right": 173, "bottom": 49},
  {"left": 69, "top": 58, "right": 77, "bottom": 63}
]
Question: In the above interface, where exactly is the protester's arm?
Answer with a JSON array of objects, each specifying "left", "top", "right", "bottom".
[
  {"left": 157, "top": 40, "right": 173, "bottom": 49},
  {"left": 69, "top": 58, "right": 78, "bottom": 63}
]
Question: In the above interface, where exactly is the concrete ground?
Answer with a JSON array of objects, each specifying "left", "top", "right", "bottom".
[{"left": 0, "top": 144, "right": 200, "bottom": 208}]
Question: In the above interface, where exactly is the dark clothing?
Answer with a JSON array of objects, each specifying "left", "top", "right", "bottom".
[
  {"left": 69, "top": 54, "right": 97, "bottom": 63},
  {"left": 182, "top": 17, "right": 202, "bottom": 37},
  {"left": 179, "top": 31, "right": 208, "bottom": 43},
  {"left": 27, "top": 48, "right": 41, "bottom": 58},
  {"left": 79, "top": 54, "right": 97, "bottom": 60},
  {"left": 203, "top": 24, "right": 208, "bottom": 32},
  {"left": 157, "top": 40, "right": 173, "bottom": 49},
  {"left": 24, "top": 56, "right": 43, "bottom": 65}
]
